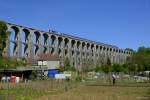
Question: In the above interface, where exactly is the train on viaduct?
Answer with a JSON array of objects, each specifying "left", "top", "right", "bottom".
[{"left": 2, "top": 22, "right": 132, "bottom": 70}]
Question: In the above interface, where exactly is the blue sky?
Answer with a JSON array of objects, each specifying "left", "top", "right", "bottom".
[{"left": 0, "top": 0, "right": 150, "bottom": 50}]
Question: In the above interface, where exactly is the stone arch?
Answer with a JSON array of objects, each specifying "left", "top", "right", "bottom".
[
  {"left": 77, "top": 41, "right": 81, "bottom": 49},
  {"left": 33, "top": 31, "right": 41, "bottom": 56},
  {"left": 113, "top": 49, "right": 116, "bottom": 52},
  {"left": 91, "top": 44, "right": 94, "bottom": 49},
  {"left": 34, "top": 31, "right": 41, "bottom": 45},
  {"left": 96, "top": 45, "right": 99, "bottom": 52},
  {"left": 9, "top": 26, "right": 20, "bottom": 41},
  {"left": 7, "top": 26, "right": 20, "bottom": 57},
  {"left": 64, "top": 38, "right": 69, "bottom": 48},
  {"left": 103, "top": 46, "right": 106, "bottom": 51},
  {"left": 42, "top": 33, "right": 49, "bottom": 46},
  {"left": 87, "top": 43, "right": 90, "bottom": 50},
  {"left": 110, "top": 48, "right": 112, "bottom": 52},
  {"left": 51, "top": 35, "right": 56, "bottom": 46},
  {"left": 71, "top": 40, "right": 76, "bottom": 48},
  {"left": 91, "top": 44, "right": 94, "bottom": 56},
  {"left": 106, "top": 47, "right": 109, "bottom": 51},
  {"left": 21, "top": 28, "right": 30, "bottom": 57},
  {"left": 58, "top": 37, "right": 63, "bottom": 47},
  {"left": 82, "top": 42, "right": 86, "bottom": 49},
  {"left": 22, "top": 28, "right": 30, "bottom": 43}
]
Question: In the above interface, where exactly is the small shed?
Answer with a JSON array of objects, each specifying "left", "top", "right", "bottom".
[{"left": 37, "top": 53, "right": 60, "bottom": 69}]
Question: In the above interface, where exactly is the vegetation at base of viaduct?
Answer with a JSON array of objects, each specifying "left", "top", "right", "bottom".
[
  {"left": 0, "top": 21, "right": 26, "bottom": 69},
  {"left": 0, "top": 21, "right": 7, "bottom": 56},
  {"left": 62, "top": 46, "right": 150, "bottom": 73},
  {"left": 92, "top": 47, "right": 150, "bottom": 73}
]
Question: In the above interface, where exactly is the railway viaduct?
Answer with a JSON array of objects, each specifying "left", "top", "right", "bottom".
[{"left": 2, "top": 22, "right": 132, "bottom": 70}]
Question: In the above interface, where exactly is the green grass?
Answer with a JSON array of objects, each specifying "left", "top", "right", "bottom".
[
  {"left": 0, "top": 77, "right": 149, "bottom": 100},
  {"left": 0, "top": 87, "right": 48, "bottom": 100},
  {"left": 0, "top": 79, "right": 80, "bottom": 100}
]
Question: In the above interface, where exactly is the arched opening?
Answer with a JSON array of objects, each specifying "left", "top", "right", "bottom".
[
  {"left": 9, "top": 26, "right": 19, "bottom": 42},
  {"left": 103, "top": 46, "right": 106, "bottom": 51},
  {"left": 51, "top": 35, "right": 56, "bottom": 46},
  {"left": 43, "top": 47, "right": 48, "bottom": 54},
  {"left": 51, "top": 48, "right": 55, "bottom": 54},
  {"left": 9, "top": 42, "right": 15, "bottom": 57},
  {"left": 22, "top": 29, "right": 30, "bottom": 43},
  {"left": 34, "top": 45, "right": 39, "bottom": 55},
  {"left": 65, "top": 49, "right": 68, "bottom": 56},
  {"left": 116, "top": 49, "right": 118, "bottom": 53},
  {"left": 110, "top": 48, "right": 112, "bottom": 52},
  {"left": 87, "top": 43, "right": 90, "bottom": 50},
  {"left": 58, "top": 37, "right": 63, "bottom": 47},
  {"left": 34, "top": 31, "right": 41, "bottom": 45},
  {"left": 42, "top": 33, "right": 49, "bottom": 46},
  {"left": 64, "top": 38, "right": 69, "bottom": 48},
  {"left": 91, "top": 44, "right": 94, "bottom": 49},
  {"left": 71, "top": 40, "right": 76, "bottom": 48},
  {"left": 107, "top": 48, "right": 109, "bottom": 51},
  {"left": 8, "top": 26, "right": 19, "bottom": 57},
  {"left": 82, "top": 42, "right": 85, "bottom": 49},
  {"left": 100, "top": 46, "right": 102, "bottom": 51},
  {"left": 77, "top": 41, "right": 81, "bottom": 49},
  {"left": 96, "top": 45, "right": 99, "bottom": 52},
  {"left": 21, "top": 29, "right": 30, "bottom": 57},
  {"left": 72, "top": 50, "right": 74, "bottom": 56},
  {"left": 91, "top": 44, "right": 94, "bottom": 56},
  {"left": 24, "top": 44, "right": 28, "bottom": 57},
  {"left": 119, "top": 50, "right": 121, "bottom": 53}
]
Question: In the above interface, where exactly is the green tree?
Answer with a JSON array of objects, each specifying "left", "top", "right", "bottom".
[
  {"left": 0, "top": 21, "right": 7, "bottom": 56},
  {"left": 64, "top": 57, "right": 76, "bottom": 71},
  {"left": 124, "top": 46, "right": 150, "bottom": 73},
  {"left": 132, "top": 47, "right": 150, "bottom": 71},
  {"left": 112, "top": 64, "right": 124, "bottom": 72}
]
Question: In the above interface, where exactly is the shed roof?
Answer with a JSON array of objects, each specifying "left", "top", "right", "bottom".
[{"left": 37, "top": 53, "right": 60, "bottom": 61}]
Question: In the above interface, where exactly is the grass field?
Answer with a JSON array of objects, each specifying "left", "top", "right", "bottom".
[
  {"left": 0, "top": 77, "right": 150, "bottom": 100},
  {"left": 36, "top": 77, "right": 150, "bottom": 100},
  {"left": 42, "top": 84, "right": 150, "bottom": 100}
]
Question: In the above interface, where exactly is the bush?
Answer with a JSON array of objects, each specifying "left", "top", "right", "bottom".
[
  {"left": 112, "top": 64, "right": 124, "bottom": 72},
  {"left": 29, "top": 71, "right": 38, "bottom": 80},
  {"left": 75, "top": 74, "right": 82, "bottom": 82}
]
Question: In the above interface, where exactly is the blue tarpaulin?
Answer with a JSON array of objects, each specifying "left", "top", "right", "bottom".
[{"left": 48, "top": 69, "right": 59, "bottom": 77}]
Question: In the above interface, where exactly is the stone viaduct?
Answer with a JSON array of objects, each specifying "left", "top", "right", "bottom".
[{"left": 2, "top": 22, "right": 132, "bottom": 70}]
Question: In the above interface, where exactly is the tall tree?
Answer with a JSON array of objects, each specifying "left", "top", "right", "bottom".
[
  {"left": 132, "top": 46, "right": 150, "bottom": 71},
  {"left": 0, "top": 21, "right": 7, "bottom": 56}
]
